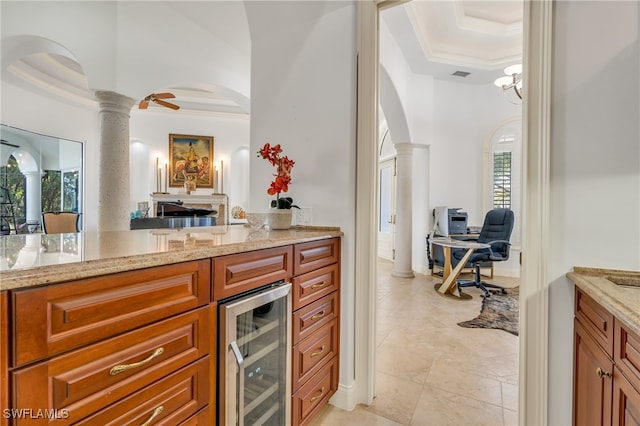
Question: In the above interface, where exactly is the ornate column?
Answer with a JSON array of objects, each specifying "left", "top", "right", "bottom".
[
  {"left": 392, "top": 143, "right": 414, "bottom": 278},
  {"left": 23, "top": 171, "right": 41, "bottom": 231},
  {"left": 95, "top": 91, "right": 136, "bottom": 232}
]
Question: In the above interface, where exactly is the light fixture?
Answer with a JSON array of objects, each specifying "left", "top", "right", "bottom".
[{"left": 494, "top": 64, "right": 522, "bottom": 100}]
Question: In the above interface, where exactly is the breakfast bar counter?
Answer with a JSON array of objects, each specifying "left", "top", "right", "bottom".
[{"left": 0, "top": 225, "right": 343, "bottom": 291}]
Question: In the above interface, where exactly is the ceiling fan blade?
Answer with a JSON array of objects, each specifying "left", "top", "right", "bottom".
[
  {"left": 139, "top": 99, "right": 149, "bottom": 109},
  {"left": 152, "top": 92, "right": 175, "bottom": 99},
  {"left": 154, "top": 99, "right": 180, "bottom": 110}
]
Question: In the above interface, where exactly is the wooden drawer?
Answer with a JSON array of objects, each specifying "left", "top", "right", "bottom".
[
  {"left": 11, "top": 306, "right": 210, "bottom": 424},
  {"left": 292, "top": 319, "right": 338, "bottom": 393},
  {"left": 612, "top": 366, "right": 640, "bottom": 426},
  {"left": 180, "top": 407, "right": 210, "bottom": 425},
  {"left": 12, "top": 259, "right": 211, "bottom": 366},
  {"left": 213, "top": 246, "right": 293, "bottom": 301},
  {"left": 615, "top": 320, "right": 640, "bottom": 387},
  {"left": 294, "top": 238, "right": 340, "bottom": 276},
  {"left": 292, "top": 357, "right": 338, "bottom": 426},
  {"left": 293, "top": 292, "right": 338, "bottom": 346},
  {"left": 75, "top": 357, "right": 209, "bottom": 426},
  {"left": 575, "top": 288, "right": 614, "bottom": 355},
  {"left": 1, "top": 292, "right": 8, "bottom": 426},
  {"left": 292, "top": 263, "right": 339, "bottom": 311}
]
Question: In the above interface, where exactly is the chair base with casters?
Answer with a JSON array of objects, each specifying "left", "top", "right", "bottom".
[{"left": 457, "top": 262, "right": 507, "bottom": 298}]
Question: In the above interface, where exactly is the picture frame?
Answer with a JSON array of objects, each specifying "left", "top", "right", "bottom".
[
  {"left": 137, "top": 201, "right": 149, "bottom": 212},
  {"left": 168, "top": 134, "right": 214, "bottom": 188}
]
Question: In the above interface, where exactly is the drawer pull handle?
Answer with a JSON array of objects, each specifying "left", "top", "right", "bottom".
[
  {"left": 596, "top": 367, "right": 612, "bottom": 379},
  {"left": 311, "top": 345, "right": 326, "bottom": 358},
  {"left": 140, "top": 406, "right": 164, "bottom": 426},
  {"left": 311, "top": 310, "right": 326, "bottom": 321},
  {"left": 311, "top": 281, "right": 327, "bottom": 290},
  {"left": 110, "top": 347, "right": 164, "bottom": 376},
  {"left": 310, "top": 386, "right": 325, "bottom": 403}
]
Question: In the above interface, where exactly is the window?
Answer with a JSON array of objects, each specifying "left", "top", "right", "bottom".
[{"left": 493, "top": 151, "right": 512, "bottom": 209}]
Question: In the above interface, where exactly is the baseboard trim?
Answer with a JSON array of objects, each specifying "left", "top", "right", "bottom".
[{"left": 329, "top": 382, "right": 357, "bottom": 411}]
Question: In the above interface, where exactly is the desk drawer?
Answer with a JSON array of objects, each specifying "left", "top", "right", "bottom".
[
  {"left": 292, "top": 263, "right": 339, "bottom": 311},
  {"left": 12, "top": 260, "right": 210, "bottom": 366},
  {"left": 11, "top": 307, "right": 210, "bottom": 424},
  {"left": 293, "top": 292, "right": 338, "bottom": 346},
  {"left": 294, "top": 239, "right": 340, "bottom": 276},
  {"left": 74, "top": 357, "right": 209, "bottom": 426},
  {"left": 292, "top": 319, "right": 338, "bottom": 393}
]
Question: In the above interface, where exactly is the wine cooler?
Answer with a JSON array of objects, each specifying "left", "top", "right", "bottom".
[{"left": 219, "top": 282, "right": 292, "bottom": 426}]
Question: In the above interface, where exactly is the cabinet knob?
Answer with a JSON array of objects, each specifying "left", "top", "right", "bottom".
[{"left": 596, "top": 367, "right": 612, "bottom": 378}]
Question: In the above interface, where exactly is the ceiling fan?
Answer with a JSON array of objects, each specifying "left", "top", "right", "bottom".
[{"left": 139, "top": 92, "right": 180, "bottom": 110}]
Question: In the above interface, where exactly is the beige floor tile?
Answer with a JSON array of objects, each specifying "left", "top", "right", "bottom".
[
  {"left": 409, "top": 384, "right": 505, "bottom": 426},
  {"left": 315, "top": 259, "right": 520, "bottom": 425}
]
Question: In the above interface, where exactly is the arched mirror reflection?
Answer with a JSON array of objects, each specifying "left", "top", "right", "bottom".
[{"left": 0, "top": 124, "right": 83, "bottom": 234}]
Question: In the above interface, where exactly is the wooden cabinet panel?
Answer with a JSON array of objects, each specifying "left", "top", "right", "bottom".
[
  {"left": 293, "top": 292, "right": 338, "bottom": 346},
  {"left": 293, "top": 239, "right": 339, "bottom": 276},
  {"left": 12, "top": 259, "right": 210, "bottom": 366},
  {"left": 1, "top": 292, "right": 8, "bottom": 426},
  {"left": 292, "top": 357, "right": 338, "bottom": 426},
  {"left": 12, "top": 307, "right": 210, "bottom": 424},
  {"left": 292, "top": 263, "right": 339, "bottom": 311},
  {"left": 180, "top": 407, "right": 210, "bottom": 425},
  {"left": 615, "top": 321, "right": 640, "bottom": 388},
  {"left": 75, "top": 357, "right": 209, "bottom": 426},
  {"left": 574, "top": 318, "right": 613, "bottom": 426},
  {"left": 613, "top": 367, "right": 640, "bottom": 426},
  {"left": 575, "top": 288, "right": 614, "bottom": 355},
  {"left": 213, "top": 246, "right": 293, "bottom": 301},
  {"left": 292, "top": 319, "right": 338, "bottom": 393}
]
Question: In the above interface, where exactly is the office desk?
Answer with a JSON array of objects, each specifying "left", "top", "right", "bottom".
[{"left": 431, "top": 237, "right": 489, "bottom": 299}]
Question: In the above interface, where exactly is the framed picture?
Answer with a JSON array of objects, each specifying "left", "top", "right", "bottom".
[
  {"left": 168, "top": 134, "right": 214, "bottom": 188},
  {"left": 137, "top": 201, "right": 149, "bottom": 212}
]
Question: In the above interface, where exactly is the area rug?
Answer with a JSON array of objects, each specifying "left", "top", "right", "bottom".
[{"left": 457, "top": 287, "right": 519, "bottom": 336}]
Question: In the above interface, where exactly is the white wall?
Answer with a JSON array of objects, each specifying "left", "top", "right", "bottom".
[
  {"left": 129, "top": 111, "right": 250, "bottom": 212},
  {"left": 245, "top": 0, "right": 357, "bottom": 406},
  {"left": 548, "top": 2, "right": 640, "bottom": 424}
]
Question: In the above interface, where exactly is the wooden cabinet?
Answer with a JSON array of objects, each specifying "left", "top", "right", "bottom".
[
  {"left": 1, "top": 291, "right": 8, "bottom": 426},
  {"left": 7, "top": 260, "right": 213, "bottom": 425},
  {"left": 291, "top": 238, "right": 340, "bottom": 426},
  {"left": 574, "top": 287, "right": 640, "bottom": 426}
]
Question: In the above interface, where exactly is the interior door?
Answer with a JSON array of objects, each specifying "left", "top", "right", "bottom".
[{"left": 378, "top": 158, "right": 396, "bottom": 260}]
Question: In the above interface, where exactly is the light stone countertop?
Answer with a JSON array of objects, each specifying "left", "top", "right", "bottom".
[
  {"left": 567, "top": 267, "right": 640, "bottom": 337},
  {"left": 0, "top": 225, "right": 343, "bottom": 291}
]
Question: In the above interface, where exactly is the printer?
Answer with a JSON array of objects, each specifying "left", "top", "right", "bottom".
[{"left": 447, "top": 208, "right": 468, "bottom": 235}]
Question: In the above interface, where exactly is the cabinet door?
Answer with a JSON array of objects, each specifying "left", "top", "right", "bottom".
[
  {"left": 293, "top": 238, "right": 340, "bottom": 276},
  {"left": 612, "top": 367, "right": 640, "bottom": 426},
  {"left": 574, "top": 318, "right": 614, "bottom": 426}
]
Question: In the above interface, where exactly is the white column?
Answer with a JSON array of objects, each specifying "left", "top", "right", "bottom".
[
  {"left": 95, "top": 91, "right": 136, "bottom": 232},
  {"left": 392, "top": 143, "right": 414, "bottom": 278},
  {"left": 23, "top": 170, "right": 41, "bottom": 230}
]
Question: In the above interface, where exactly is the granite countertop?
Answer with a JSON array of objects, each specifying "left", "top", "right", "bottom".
[
  {"left": 567, "top": 266, "right": 640, "bottom": 337},
  {"left": 0, "top": 225, "right": 343, "bottom": 291}
]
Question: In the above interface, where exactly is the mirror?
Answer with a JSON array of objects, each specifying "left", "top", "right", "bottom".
[{"left": 0, "top": 124, "right": 83, "bottom": 234}]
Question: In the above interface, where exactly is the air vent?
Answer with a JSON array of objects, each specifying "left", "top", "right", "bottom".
[{"left": 452, "top": 71, "right": 471, "bottom": 78}]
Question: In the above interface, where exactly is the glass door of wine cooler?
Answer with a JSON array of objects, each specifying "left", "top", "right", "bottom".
[{"left": 219, "top": 283, "right": 291, "bottom": 426}]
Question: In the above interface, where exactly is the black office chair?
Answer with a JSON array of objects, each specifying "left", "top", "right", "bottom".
[{"left": 452, "top": 208, "right": 514, "bottom": 297}]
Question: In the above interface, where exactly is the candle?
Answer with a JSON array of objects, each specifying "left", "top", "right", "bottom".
[
  {"left": 214, "top": 164, "right": 219, "bottom": 193},
  {"left": 220, "top": 160, "right": 224, "bottom": 194},
  {"left": 156, "top": 157, "right": 160, "bottom": 193},
  {"left": 164, "top": 162, "right": 168, "bottom": 192}
]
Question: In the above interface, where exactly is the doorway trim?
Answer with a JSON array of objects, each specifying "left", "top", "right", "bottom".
[{"left": 354, "top": 0, "right": 553, "bottom": 424}]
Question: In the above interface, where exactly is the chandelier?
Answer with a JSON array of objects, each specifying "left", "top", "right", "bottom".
[{"left": 494, "top": 64, "right": 522, "bottom": 100}]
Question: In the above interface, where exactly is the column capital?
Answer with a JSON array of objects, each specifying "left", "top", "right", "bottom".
[
  {"left": 95, "top": 91, "right": 136, "bottom": 115},
  {"left": 393, "top": 142, "right": 416, "bottom": 155}
]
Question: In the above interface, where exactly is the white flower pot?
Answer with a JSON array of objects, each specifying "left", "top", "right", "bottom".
[{"left": 269, "top": 209, "right": 292, "bottom": 230}]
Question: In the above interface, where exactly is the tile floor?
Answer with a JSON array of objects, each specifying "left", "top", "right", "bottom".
[{"left": 310, "top": 259, "right": 520, "bottom": 426}]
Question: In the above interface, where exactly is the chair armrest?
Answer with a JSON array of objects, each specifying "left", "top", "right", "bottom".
[{"left": 486, "top": 240, "right": 511, "bottom": 261}]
